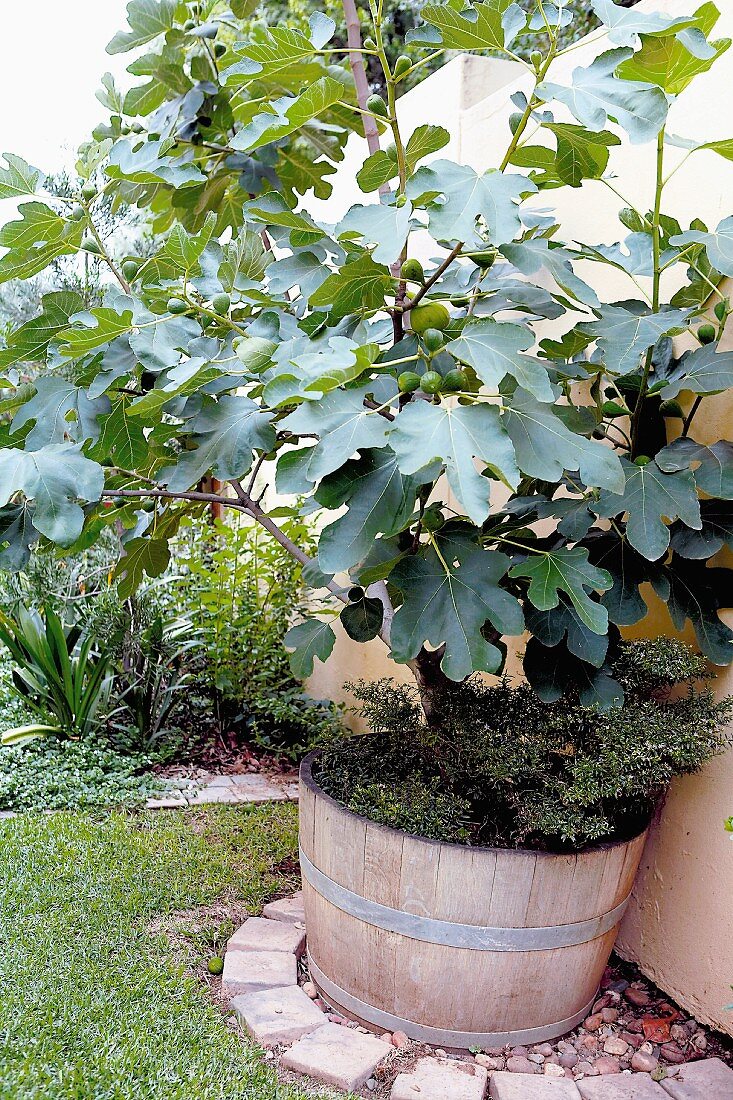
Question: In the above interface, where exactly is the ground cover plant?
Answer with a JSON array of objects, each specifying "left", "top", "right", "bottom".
[{"left": 0, "top": 803, "right": 320, "bottom": 1100}]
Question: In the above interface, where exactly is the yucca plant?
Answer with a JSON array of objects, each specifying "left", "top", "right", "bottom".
[{"left": 0, "top": 605, "right": 113, "bottom": 745}]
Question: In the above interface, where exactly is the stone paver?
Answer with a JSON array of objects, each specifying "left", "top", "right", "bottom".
[
  {"left": 660, "top": 1058, "right": 733, "bottom": 1099},
  {"left": 490, "top": 1072, "right": 581, "bottom": 1099},
  {"left": 392, "top": 1056, "right": 488, "bottom": 1100},
  {"left": 230, "top": 984, "right": 324, "bottom": 1047},
  {"left": 577, "top": 1075, "right": 666, "bottom": 1099},
  {"left": 147, "top": 773, "right": 296, "bottom": 808},
  {"left": 281, "top": 1022, "right": 391, "bottom": 1092},
  {"left": 228, "top": 916, "right": 305, "bottom": 956},
  {"left": 221, "top": 949, "right": 297, "bottom": 998},
  {"left": 262, "top": 892, "right": 305, "bottom": 924}
]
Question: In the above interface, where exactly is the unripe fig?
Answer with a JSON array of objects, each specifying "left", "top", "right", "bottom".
[
  {"left": 363, "top": 37, "right": 377, "bottom": 50},
  {"left": 422, "top": 328, "right": 444, "bottom": 353},
  {"left": 212, "top": 292, "right": 231, "bottom": 314},
  {"left": 659, "top": 399, "right": 684, "bottom": 418},
  {"left": 442, "top": 368, "right": 467, "bottom": 392},
  {"left": 184, "top": 19, "right": 195, "bottom": 29},
  {"left": 214, "top": 41, "right": 226, "bottom": 57},
  {"left": 122, "top": 259, "right": 139, "bottom": 280},
  {"left": 395, "top": 193, "right": 407, "bottom": 208},
  {"left": 530, "top": 50, "right": 542, "bottom": 69},
  {"left": 697, "top": 323, "right": 716, "bottom": 344},
  {"left": 82, "top": 237, "right": 101, "bottom": 254},
  {"left": 70, "top": 205, "right": 85, "bottom": 221},
  {"left": 410, "top": 301, "right": 450, "bottom": 334},
  {"left": 400, "top": 258, "right": 424, "bottom": 284},
  {"left": 366, "top": 93, "right": 389, "bottom": 117},
  {"left": 419, "top": 370, "right": 443, "bottom": 395},
  {"left": 393, "top": 55, "right": 411, "bottom": 78},
  {"left": 714, "top": 299, "right": 729, "bottom": 322},
  {"left": 81, "top": 184, "right": 97, "bottom": 200},
  {"left": 167, "top": 297, "right": 188, "bottom": 314},
  {"left": 398, "top": 370, "right": 421, "bottom": 393},
  {"left": 466, "top": 248, "right": 495, "bottom": 269},
  {"left": 634, "top": 455, "right": 653, "bottom": 466}
]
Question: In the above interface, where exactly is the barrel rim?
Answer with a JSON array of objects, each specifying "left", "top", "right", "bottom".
[{"left": 301, "top": 750, "right": 648, "bottom": 860}]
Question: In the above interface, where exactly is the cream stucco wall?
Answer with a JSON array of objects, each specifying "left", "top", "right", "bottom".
[{"left": 305, "top": 0, "right": 733, "bottom": 1034}]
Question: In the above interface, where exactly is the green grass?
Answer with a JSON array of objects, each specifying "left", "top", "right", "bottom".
[{"left": 0, "top": 804, "right": 323, "bottom": 1100}]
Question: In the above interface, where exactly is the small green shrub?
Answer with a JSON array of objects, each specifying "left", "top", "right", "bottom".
[
  {"left": 164, "top": 516, "right": 342, "bottom": 760},
  {"left": 317, "top": 639, "right": 732, "bottom": 850}
]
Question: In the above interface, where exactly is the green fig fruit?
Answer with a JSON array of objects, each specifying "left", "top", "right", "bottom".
[
  {"left": 400, "top": 258, "right": 424, "bottom": 284},
  {"left": 698, "top": 323, "right": 716, "bottom": 344},
  {"left": 212, "top": 292, "right": 231, "bottom": 314},
  {"left": 422, "top": 505, "right": 445, "bottom": 531},
  {"left": 419, "top": 370, "right": 444, "bottom": 394},
  {"left": 442, "top": 368, "right": 467, "bottom": 392},
  {"left": 366, "top": 93, "right": 389, "bottom": 118},
  {"left": 122, "top": 259, "right": 139, "bottom": 280},
  {"left": 398, "top": 371, "right": 422, "bottom": 393},
  {"left": 422, "top": 328, "right": 444, "bottom": 353},
  {"left": 659, "top": 399, "right": 684, "bottom": 418},
  {"left": 167, "top": 297, "right": 188, "bottom": 314},
  {"left": 411, "top": 301, "right": 450, "bottom": 334}
]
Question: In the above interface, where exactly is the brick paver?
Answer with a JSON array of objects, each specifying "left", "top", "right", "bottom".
[
  {"left": 228, "top": 916, "right": 305, "bottom": 956},
  {"left": 577, "top": 1074, "right": 667, "bottom": 1098},
  {"left": 660, "top": 1058, "right": 733, "bottom": 1099},
  {"left": 282, "top": 1022, "right": 391, "bottom": 1091},
  {"left": 490, "top": 1072, "right": 581, "bottom": 1099},
  {"left": 221, "top": 949, "right": 297, "bottom": 998},
  {"left": 262, "top": 892, "right": 305, "bottom": 925},
  {"left": 392, "top": 1056, "right": 488, "bottom": 1100},
  {"left": 230, "top": 984, "right": 324, "bottom": 1047}
]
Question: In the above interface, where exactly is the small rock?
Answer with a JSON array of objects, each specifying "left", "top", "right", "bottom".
[
  {"left": 621, "top": 1031, "right": 644, "bottom": 1049},
  {"left": 510, "top": 1046, "right": 529, "bottom": 1058},
  {"left": 475, "top": 1054, "right": 504, "bottom": 1071},
  {"left": 691, "top": 1031, "right": 708, "bottom": 1051},
  {"left": 578, "top": 1034, "right": 599, "bottom": 1053},
  {"left": 670, "top": 1024, "right": 688, "bottom": 1044},
  {"left": 603, "top": 1037, "right": 629, "bottom": 1057},
  {"left": 583, "top": 1013, "right": 604, "bottom": 1032},
  {"left": 601, "top": 1008, "right": 619, "bottom": 1024},
  {"left": 366, "top": 1078, "right": 376, "bottom": 1091},
  {"left": 302, "top": 981, "right": 317, "bottom": 999},
  {"left": 595, "top": 1056, "right": 621, "bottom": 1075},
  {"left": 380, "top": 1033, "right": 393, "bottom": 1044},
  {"left": 660, "top": 1042, "right": 686, "bottom": 1064},
  {"left": 544, "top": 1063, "right": 565, "bottom": 1077},
  {"left": 558, "top": 1041, "right": 576, "bottom": 1055},
  {"left": 593, "top": 995, "right": 612, "bottom": 1012},
  {"left": 531, "top": 1043, "right": 554, "bottom": 1057},
  {"left": 631, "top": 1050, "right": 658, "bottom": 1073},
  {"left": 506, "top": 1056, "right": 536, "bottom": 1074},
  {"left": 328, "top": 1013, "right": 346, "bottom": 1025},
  {"left": 575, "top": 1061, "right": 598, "bottom": 1077},
  {"left": 528, "top": 1054, "right": 545, "bottom": 1065},
  {"left": 608, "top": 979, "right": 629, "bottom": 993},
  {"left": 559, "top": 1053, "right": 578, "bottom": 1069},
  {"left": 625, "top": 986, "right": 651, "bottom": 1007},
  {"left": 625, "top": 1018, "right": 644, "bottom": 1033},
  {"left": 392, "top": 1031, "right": 410, "bottom": 1049}
]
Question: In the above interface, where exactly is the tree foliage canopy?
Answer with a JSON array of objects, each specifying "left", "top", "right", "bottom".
[{"left": 0, "top": 0, "right": 732, "bottom": 707}]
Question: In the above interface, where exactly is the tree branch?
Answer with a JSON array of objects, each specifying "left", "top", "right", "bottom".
[
  {"left": 341, "top": 0, "right": 381, "bottom": 158},
  {"left": 402, "top": 242, "right": 464, "bottom": 313}
]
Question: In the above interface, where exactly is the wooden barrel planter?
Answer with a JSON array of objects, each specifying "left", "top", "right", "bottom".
[{"left": 299, "top": 752, "right": 648, "bottom": 1048}]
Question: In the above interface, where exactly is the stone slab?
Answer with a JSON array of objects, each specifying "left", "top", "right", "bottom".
[
  {"left": 490, "top": 1072, "right": 581, "bottom": 1099},
  {"left": 230, "top": 984, "right": 324, "bottom": 1047},
  {"left": 228, "top": 916, "right": 305, "bottom": 956},
  {"left": 392, "top": 1057, "right": 488, "bottom": 1100},
  {"left": 281, "top": 1022, "right": 391, "bottom": 1091},
  {"left": 262, "top": 892, "right": 305, "bottom": 925},
  {"left": 221, "top": 949, "right": 297, "bottom": 998},
  {"left": 577, "top": 1075, "right": 666, "bottom": 1099},
  {"left": 660, "top": 1058, "right": 733, "bottom": 1099}
]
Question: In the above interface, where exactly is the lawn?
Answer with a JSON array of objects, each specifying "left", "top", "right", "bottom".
[{"left": 0, "top": 804, "right": 322, "bottom": 1100}]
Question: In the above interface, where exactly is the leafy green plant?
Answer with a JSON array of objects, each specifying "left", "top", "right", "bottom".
[
  {"left": 0, "top": 605, "right": 113, "bottom": 745},
  {"left": 166, "top": 516, "right": 341, "bottom": 758},
  {"left": 0, "top": 0, "right": 731, "bottom": 733},
  {"left": 317, "top": 638, "right": 732, "bottom": 847}
]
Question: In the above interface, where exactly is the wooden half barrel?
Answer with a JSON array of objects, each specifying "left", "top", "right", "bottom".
[{"left": 299, "top": 753, "right": 648, "bottom": 1048}]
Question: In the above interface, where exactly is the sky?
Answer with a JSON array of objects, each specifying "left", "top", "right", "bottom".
[{"left": 0, "top": 1, "right": 132, "bottom": 175}]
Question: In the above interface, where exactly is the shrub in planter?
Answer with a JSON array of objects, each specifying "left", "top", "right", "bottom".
[{"left": 1, "top": 0, "right": 733, "bottom": 1046}]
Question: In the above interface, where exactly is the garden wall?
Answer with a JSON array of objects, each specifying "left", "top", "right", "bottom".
[{"left": 306, "top": 0, "right": 733, "bottom": 1037}]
